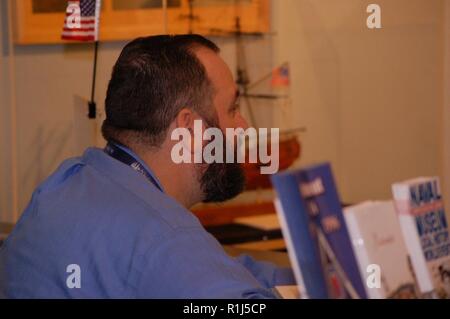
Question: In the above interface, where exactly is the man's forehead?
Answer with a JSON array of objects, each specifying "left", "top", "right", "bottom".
[{"left": 194, "top": 47, "right": 235, "bottom": 93}]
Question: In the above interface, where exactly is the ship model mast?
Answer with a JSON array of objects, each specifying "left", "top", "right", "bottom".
[{"left": 230, "top": 14, "right": 303, "bottom": 190}]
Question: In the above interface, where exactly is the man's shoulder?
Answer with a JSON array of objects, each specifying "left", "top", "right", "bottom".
[
  {"left": 32, "top": 149, "right": 202, "bottom": 237},
  {"left": 0, "top": 150, "right": 214, "bottom": 298}
]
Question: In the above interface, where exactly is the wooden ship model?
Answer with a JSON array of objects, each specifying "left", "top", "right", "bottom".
[{"left": 231, "top": 17, "right": 303, "bottom": 191}]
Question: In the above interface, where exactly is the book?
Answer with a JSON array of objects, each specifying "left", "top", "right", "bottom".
[
  {"left": 271, "top": 162, "right": 367, "bottom": 299},
  {"left": 392, "top": 177, "right": 450, "bottom": 298},
  {"left": 344, "top": 201, "right": 417, "bottom": 298},
  {"left": 273, "top": 196, "right": 328, "bottom": 299}
]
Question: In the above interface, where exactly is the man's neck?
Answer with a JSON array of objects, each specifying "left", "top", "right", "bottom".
[{"left": 131, "top": 146, "right": 202, "bottom": 209}]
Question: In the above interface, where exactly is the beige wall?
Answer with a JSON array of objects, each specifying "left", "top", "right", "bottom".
[
  {"left": 0, "top": 0, "right": 448, "bottom": 222},
  {"left": 444, "top": 0, "right": 450, "bottom": 211},
  {"left": 273, "top": 0, "right": 445, "bottom": 204}
]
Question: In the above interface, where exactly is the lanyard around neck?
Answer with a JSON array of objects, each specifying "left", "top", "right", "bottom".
[{"left": 104, "top": 143, "right": 163, "bottom": 192}]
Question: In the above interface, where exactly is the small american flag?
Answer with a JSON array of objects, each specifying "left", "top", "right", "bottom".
[
  {"left": 271, "top": 63, "right": 290, "bottom": 88},
  {"left": 62, "top": 0, "right": 101, "bottom": 42}
]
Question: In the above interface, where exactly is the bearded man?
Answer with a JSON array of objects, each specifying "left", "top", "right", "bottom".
[{"left": 0, "top": 35, "right": 293, "bottom": 298}]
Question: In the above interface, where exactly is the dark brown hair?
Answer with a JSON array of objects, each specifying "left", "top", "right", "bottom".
[{"left": 102, "top": 34, "right": 220, "bottom": 147}]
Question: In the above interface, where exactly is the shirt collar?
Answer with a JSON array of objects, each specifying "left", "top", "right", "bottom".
[{"left": 107, "top": 143, "right": 165, "bottom": 193}]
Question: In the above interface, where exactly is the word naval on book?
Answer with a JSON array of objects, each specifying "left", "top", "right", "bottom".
[
  {"left": 393, "top": 177, "right": 450, "bottom": 299},
  {"left": 271, "top": 163, "right": 450, "bottom": 299}
]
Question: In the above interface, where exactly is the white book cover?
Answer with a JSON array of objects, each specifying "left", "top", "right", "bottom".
[
  {"left": 392, "top": 177, "right": 450, "bottom": 298},
  {"left": 344, "top": 201, "right": 417, "bottom": 299}
]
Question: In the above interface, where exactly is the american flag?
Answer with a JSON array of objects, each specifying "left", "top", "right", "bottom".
[
  {"left": 62, "top": 0, "right": 101, "bottom": 42},
  {"left": 271, "top": 63, "right": 290, "bottom": 88}
]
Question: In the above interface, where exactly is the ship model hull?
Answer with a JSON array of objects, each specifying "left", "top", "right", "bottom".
[{"left": 242, "top": 134, "right": 301, "bottom": 190}]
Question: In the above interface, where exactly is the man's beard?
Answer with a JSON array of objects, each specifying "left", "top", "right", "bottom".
[
  {"left": 201, "top": 157, "right": 245, "bottom": 203},
  {"left": 199, "top": 119, "right": 246, "bottom": 203}
]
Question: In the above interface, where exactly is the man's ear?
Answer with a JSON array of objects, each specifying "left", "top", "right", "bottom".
[
  {"left": 175, "top": 108, "right": 195, "bottom": 131},
  {"left": 174, "top": 108, "right": 205, "bottom": 157}
]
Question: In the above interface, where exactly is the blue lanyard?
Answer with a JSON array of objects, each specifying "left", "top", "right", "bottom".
[{"left": 104, "top": 143, "right": 163, "bottom": 192}]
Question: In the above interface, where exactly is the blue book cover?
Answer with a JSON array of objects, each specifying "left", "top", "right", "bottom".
[
  {"left": 271, "top": 163, "right": 367, "bottom": 299},
  {"left": 271, "top": 171, "right": 329, "bottom": 299}
]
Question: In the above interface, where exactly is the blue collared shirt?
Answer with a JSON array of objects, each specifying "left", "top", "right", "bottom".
[{"left": 0, "top": 147, "right": 294, "bottom": 298}]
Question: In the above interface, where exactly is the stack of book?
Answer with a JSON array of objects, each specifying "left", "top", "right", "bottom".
[{"left": 271, "top": 163, "right": 450, "bottom": 299}]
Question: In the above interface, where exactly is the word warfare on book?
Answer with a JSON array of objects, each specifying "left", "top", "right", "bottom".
[{"left": 170, "top": 120, "right": 280, "bottom": 174}]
